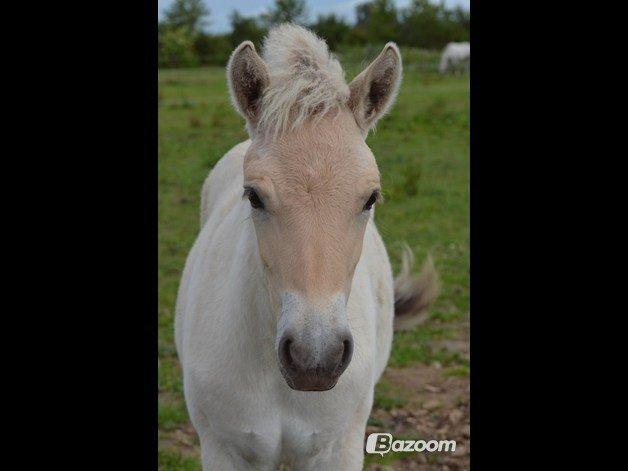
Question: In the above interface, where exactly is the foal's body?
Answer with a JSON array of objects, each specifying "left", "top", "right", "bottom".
[
  {"left": 175, "top": 24, "right": 434, "bottom": 470},
  {"left": 176, "top": 136, "right": 394, "bottom": 469}
]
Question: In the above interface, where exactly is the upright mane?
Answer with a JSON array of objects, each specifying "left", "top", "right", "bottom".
[{"left": 259, "top": 24, "right": 350, "bottom": 137}]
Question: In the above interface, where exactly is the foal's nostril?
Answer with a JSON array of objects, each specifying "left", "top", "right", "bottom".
[
  {"left": 337, "top": 337, "right": 353, "bottom": 373},
  {"left": 341, "top": 339, "right": 353, "bottom": 368},
  {"left": 279, "top": 337, "right": 295, "bottom": 369}
]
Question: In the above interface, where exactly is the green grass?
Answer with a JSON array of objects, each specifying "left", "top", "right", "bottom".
[
  {"left": 389, "top": 326, "right": 469, "bottom": 368},
  {"left": 158, "top": 60, "right": 468, "bottom": 467},
  {"left": 373, "top": 379, "right": 408, "bottom": 411},
  {"left": 444, "top": 364, "right": 470, "bottom": 377},
  {"left": 159, "top": 450, "right": 201, "bottom": 471}
]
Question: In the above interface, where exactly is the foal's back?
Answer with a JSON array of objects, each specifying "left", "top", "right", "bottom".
[{"left": 200, "top": 139, "right": 250, "bottom": 229}]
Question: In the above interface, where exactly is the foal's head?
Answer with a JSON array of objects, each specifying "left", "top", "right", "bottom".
[{"left": 227, "top": 25, "right": 402, "bottom": 391}]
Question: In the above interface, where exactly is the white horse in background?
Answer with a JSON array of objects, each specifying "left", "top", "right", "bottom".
[
  {"left": 439, "top": 42, "right": 470, "bottom": 74},
  {"left": 175, "top": 24, "right": 438, "bottom": 470}
]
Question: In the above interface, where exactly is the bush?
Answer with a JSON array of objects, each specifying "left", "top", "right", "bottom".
[
  {"left": 230, "top": 12, "right": 267, "bottom": 50},
  {"left": 194, "top": 33, "right": 232, "bottom": 66},
  {"left": 310, "top": 14, "right": 351, "bottom": 51},
  {"left": 158, "top": 27, "right": 199, "bottom": 68}
]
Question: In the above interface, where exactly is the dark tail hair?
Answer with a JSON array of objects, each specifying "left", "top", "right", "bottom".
[{"left": 393, "top": 245, "right": 440, "bottom": 331}]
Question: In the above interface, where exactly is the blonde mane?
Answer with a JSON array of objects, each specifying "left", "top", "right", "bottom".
[{"left": 259, "top": 24, "right": 350, "bottom": 137}]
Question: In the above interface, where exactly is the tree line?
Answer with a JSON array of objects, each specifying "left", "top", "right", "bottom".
[{"left": 158, "top": 0, "right": 470, "bottom": 68}]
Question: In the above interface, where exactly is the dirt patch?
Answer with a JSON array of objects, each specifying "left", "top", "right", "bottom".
[
  {"left": 366, "top": 363, "right": 470, "bottom": 470},
  {"left": 159, "top": 423, "right": 200, "bottom": 459}
]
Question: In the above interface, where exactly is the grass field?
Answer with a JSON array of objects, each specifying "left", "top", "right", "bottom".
[{"left": 158, "top": 54, "right": 469, "bottom": 469}]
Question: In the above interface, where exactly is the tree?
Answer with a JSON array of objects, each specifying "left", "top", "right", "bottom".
[
  {"left": 193, "top": 33, "right": 232, "bottom": 66},
  {"left": 162, "top": 0, "right": 210, "bottom": 35},
  {"left": 310, "top": 14, "right": 351, "bottom": 51},
  {"left": 262, "top": 0, "right": 308, "bottom": 27},
  {"left": 158, "top": 27, "right": 199, "bottom": 68},
  {"left": 156, "top": 0, "right": 471, "bottom": 69},
  {"left": 399, "top": 0, "right": 469, "bottom": 49},
  {"left": 354, "top": 0, "right": 399, "bottom": 44},
  {"left": 230, "top": 11, "right": 267, "bottom": 49},
  {"left": 450, "top": 6, "right": 470, "bottom": 42}
]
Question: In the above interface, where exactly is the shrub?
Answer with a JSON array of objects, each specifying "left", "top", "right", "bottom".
[
  {"left": 194, "top": 33, "right": 232, "bottom": 66},
  {"left": 158, "top": 27, "right": 199, "bottom": 68}
]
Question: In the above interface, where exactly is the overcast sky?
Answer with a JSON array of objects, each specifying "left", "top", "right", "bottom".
[{"left": 157, "top": 0, "right": 470, "bottom": 33}]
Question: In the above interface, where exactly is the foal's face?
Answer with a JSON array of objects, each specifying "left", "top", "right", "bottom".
[
  {"left": 244, "top": 112, "right": 381, "bottom": 390},
  {"left": 227, "top": 34, "right": 402, "bottom": 390}
]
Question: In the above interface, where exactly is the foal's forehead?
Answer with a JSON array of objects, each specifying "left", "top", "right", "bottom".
[{"left": 245, "top": 112, "right": 379, "bottom": 182}]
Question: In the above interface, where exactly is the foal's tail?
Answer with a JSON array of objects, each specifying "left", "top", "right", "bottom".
[{"left": 393, "top": 245, "right": 440, "bottom": 331}]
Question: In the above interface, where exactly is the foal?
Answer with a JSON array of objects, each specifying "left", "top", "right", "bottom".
[{"left": 176, "top": 24, "right": 437, "bottom": 470}]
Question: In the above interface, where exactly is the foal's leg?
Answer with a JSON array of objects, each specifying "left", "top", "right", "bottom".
[
  {"left": 335, "top": 423, "right": 367, "bottom": 470},
  {"left": 304, "top": 401, "right": 371, "bottom": 471},
  {"left": 289, "top": 428, "right": 365, "bottom": 471},
  {"left": 199, "top": 433, "right": 249, "bottom": 471},
  {"left": 335, "top": 392, "right": 377, "bottom": 470},
  {"left": 199, "top": 435, "right": 237, "bottom": 470},
  {"left": 199, "top": 433, "right": 277, "bottom": 471}
]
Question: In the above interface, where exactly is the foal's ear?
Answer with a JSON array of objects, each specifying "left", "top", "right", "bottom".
[
  {"left": 348, "top": 43, "right": 402, "bottom": 134},
  {"left": 227, "top": 41, "right": 270, "bottom": 135}
]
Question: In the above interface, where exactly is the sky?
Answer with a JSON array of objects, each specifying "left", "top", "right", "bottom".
[{"left": 157, "top": 0, "right": 471, "bottom": 34}]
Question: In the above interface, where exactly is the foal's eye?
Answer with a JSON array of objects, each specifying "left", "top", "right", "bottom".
[
  {"left": 246, "top": 189, "right": 265, "bottom": 210},
  {"left": 363, "top": 191, "right": 380, "bottom": 211}
]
